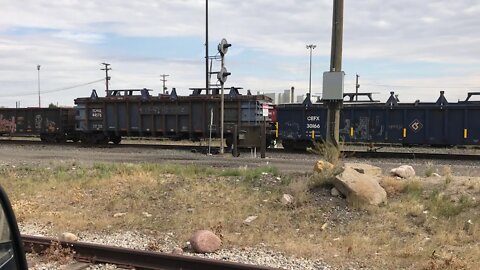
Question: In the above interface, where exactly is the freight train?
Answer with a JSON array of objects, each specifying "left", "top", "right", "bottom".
[
  {"left": 0, "top": 87, "right": 276, "bottom": 148},
  {"left": 2, "top": 89, "right": 480, "bottom": 151},
  {"left": 277, "top": 91, "right": 480, "bottom": 150}
]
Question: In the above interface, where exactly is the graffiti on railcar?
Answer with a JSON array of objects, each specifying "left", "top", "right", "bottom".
[
  {"left": 281, "top": 121, "right": 301, "bottom": 139},
  {"left": 356, "top": 116, "right": 369, "bottom": 140},
  {"left": 0, "top": 115, "right": 16, "bottom": 133},
  {"left": 35, "top": 115, "right": 42, "bottom": 129},
  {"left": 373, "top": 115, "right": 384, "bottom": 137},
  {"left": 46, "top": 118, "right": 57, "bottom": 132},
  {"left": 340, "top": 119, "right": 351, "bottom": 135}
]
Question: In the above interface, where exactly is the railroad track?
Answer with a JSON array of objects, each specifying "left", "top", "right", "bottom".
[
  {"left": 22, "top": 235, "right": 279, "bottom": 270},
  {"left": 1, "top": 139, "right": 478, "bottom": 160}
]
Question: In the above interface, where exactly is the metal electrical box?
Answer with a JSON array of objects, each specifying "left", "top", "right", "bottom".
[{"left": 322, "top": 71, "right": 345, "bottom": 100}]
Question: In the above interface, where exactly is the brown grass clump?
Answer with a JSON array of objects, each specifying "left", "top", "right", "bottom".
[
  {"left": 311, "top": 141, "right": 344, "bottom": 165},
  {"left": 41, "top": 241, "right": 75, "bottom": 264},
  {"left": 380, "top": 177, "right": 424, "bottom": 198},
  {"left": 422, "top": 253, "right": 467, "bottom": 270},
  {"left": 424, "top": 161, "right": 435, "bottom": 177},
  {"left": 285, "top": 177, "right": 311, "bottom": 207},
  {"left": 380, "top": 177, "right": 405, "bottom": 196}
]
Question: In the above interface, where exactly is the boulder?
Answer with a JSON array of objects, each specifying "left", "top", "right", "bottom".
[
  {"left": 189, "top": 230, "right": 221, "bottom": 253},
  {"left": 314, "top": 160, "right": 334, "bottom": 174},
  {"left": 59, "top": 232, "right": 78, "bottom": 242},
  {"left": 334, "top": 167, "right": 387, "bottom": 206},
  {"left": 345, "top": 163, "right": 382, "bottom": 177},
  {"left": 390, "top": 165, "right": 416, "bottom": 179},
  {"left": 281, "top": 194, "right": 294, "bottom": 205}
]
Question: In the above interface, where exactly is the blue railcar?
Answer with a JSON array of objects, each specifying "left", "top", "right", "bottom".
[
  {"left": 276, "top": 91, "right": 480, "bottom": 149},
  {"left": 276, "top": 97, "right": 327, "bottom": 150}
]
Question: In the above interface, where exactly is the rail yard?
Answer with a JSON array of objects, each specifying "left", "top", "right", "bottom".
[{"left": 1, "top": 1, "right": 479, "bottom": 270}]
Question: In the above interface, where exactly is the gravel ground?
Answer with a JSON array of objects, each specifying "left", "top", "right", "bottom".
[{"left": 21, "top": 223, "right": 335, "bottom": 270}]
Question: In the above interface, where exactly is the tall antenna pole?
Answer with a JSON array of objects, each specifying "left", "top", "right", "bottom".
[
  {"left": 205, "top": 0, "right": 210, "bottom": 95},
  {"left": 37, "top": 65, "right": 41, "bottom": 107},
  {"left": 101, "top": 63, "right": 111, "bottom": 96},
  {"left": 160, "top": 74, "right": 169, "bottom": 94}
]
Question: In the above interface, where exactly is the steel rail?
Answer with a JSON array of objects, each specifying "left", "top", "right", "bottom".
[
  {"left": 1, "top": 139, "right": 478, "bottom": 160},
  {"left": 22, "top": 235, "right": 279, "bottom": 270},
  {"left": 341, "top": 150, "right": 480, "bottom": 160}
]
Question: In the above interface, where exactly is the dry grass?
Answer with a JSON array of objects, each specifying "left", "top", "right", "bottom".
[
  {"left": 1, "top": 162, "right": 479, "bottom": 269},
  {"left": 311, "top": 141, "right": 344, "bottom": 165},
  {"left": 424, "top": 161, "right": 435, "bottom": 177},
  {"left": 41, "top": 241, "right": 74, "bottom": 264}
]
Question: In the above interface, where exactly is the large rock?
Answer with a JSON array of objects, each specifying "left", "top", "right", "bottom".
[
  {"left": 334, "top": 166, "right": 387, "bottom": 206},
  {"left": 189, "top": 230, "right": 221, "bottom": 253},
  {"left": 390, "top": 165, "right": 415, "bottom": 179},
  {"left": 345, "top": 163, "right": 382, "bottom": 177},
  {"left": 314, "top": 160, "right": 334, "bottom": 174}
]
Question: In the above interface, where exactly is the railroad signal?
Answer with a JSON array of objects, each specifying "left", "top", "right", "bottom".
[
  {"left": 217, "top": 66, "right": 231, "bottom": 84},
  {"left": 217, "top": 38, "right": 231, "bottom": 56}
]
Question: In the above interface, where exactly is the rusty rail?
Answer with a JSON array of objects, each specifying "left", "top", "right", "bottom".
[{"left": 22, "top": 235, "right": 279, "bottom": 270}]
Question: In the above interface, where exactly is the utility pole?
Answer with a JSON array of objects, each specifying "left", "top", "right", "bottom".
[
  {"left": 326, "top": 0, "right": 344, "bottom": 146},
  {"left": 205, "top": 0, "right": 210, "bottom": 95},
  {"left": 37, "top": 65, "right": 41, "bottom": 107},
  {"left": 160, "top": 74, "right": 169, "bottom": 94},
  {"left": 101, "top": 63, "right": 111, "bottom": 96},
  {"left": 355, "top": 74, "right": 360, "bottom": 101},
  {"left": 306, "top": 44, "right": 316, "bottom": 96}
]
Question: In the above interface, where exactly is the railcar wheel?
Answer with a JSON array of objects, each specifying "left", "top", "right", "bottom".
[
  {"left": 55, "top": 136, "right": 66, "bottom": 143},
  {"left": 111, "top": 136, "right": 122, "bottom": 145},
  {"left": 225, "top": 136, "right": 233, "bottom": 149},
  {"left": 281, "top": 140, "right": 295, "bottom": 151}
]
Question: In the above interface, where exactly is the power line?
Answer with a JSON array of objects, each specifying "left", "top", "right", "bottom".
[{"left": 0, "top": 78, "right": 104, "bottom": 98}]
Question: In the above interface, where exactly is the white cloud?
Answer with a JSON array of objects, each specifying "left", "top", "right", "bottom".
[
  {"left": 0, "top": 0, "right": 479, "bottom": 106},
  {"left": 52, "top": 31, "right": 105, "bottom": 44}
]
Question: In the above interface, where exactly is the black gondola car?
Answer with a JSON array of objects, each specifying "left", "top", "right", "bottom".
[
  {"left": 74, "top": 87, "right": 275, "bottom": 147},
  {"left": 276, "top": 91, "right": 480, "bottom": 149},
  {"left": 0, "top": 107, "right": 77, "bottom": 142}
]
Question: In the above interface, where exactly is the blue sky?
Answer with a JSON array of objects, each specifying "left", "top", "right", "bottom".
[{"left": 0, "top": 0, "right": 479, "bottom": 107}]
